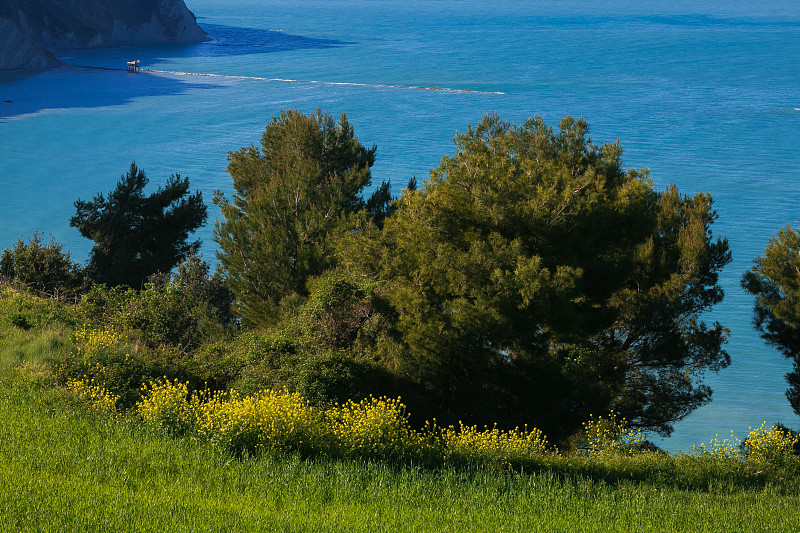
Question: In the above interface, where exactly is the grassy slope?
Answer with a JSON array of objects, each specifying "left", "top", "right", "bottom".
[
  {"left": 1, "top": 374, "right": 799, "bottom": 532},
  {"left": 1, "top": 288, "right": 799, "bottom": 532}
]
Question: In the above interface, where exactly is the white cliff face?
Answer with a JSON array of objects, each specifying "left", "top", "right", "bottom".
[
  {"left": 0, "top": 18, "right": 60, "bottom": 71},
  {"left": 155, "top": 0, "right": 207, "bottom": 43},
  {"left": 109, "top": 4, "right": 206, "bottom": 45},
  {"left": 52, "top": 0, "right": 207, "bottom": 48},
  {"left": 0, "top": 0, "right": 206, "bottom": 70}
]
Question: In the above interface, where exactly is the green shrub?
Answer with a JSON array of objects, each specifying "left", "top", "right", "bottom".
[
  {"left": 79, "top": 254, "right": 234, "bottom": 351},
  {"left": 79, "top": 283, "right": 200, "bottom": 350},
  {"left": 55, "top": 325, "right": 189, "bottom": 409},
  {"left": 0, "top": 232, "right": 85, "bottom": 298},
  {"left": 6, "top": 312, "right": 31, "bottom": 330},
  {"left": 211, "top": 274, "right": 403, "bottom": 408},
  {"left": 299, "top": 273, "right": 385, "bottom": 349}
]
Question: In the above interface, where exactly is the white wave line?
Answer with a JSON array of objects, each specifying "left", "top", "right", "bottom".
[{"left": 146, "top": 69, "right": 505, "bottom": 95}]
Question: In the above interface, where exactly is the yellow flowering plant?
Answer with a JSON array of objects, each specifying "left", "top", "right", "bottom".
[
  {"left": 691, "top": 422, "right": 799, "bottom": 474},
  {"left": 325, "top": 396, "right": 438, "bottom": 463},
  {"left": 58, "top": 325, "right": 181, "bottom": 409},
  {"left": 743, "top": 422, "right": 800, "bottom": 470},
  {"left": 137, "top": 380, "right": 327, "bottom": 456},
  {"left": 196, "top": 388, "right": 325, "bottom": 457},
  {"left": 137, "top": 379, "right": 199, "bottom": 435},
  {"left": 66, "top": 376, "right": 121, "bottom": 412},
  {"left": 581, "top": 411, "right": 645, "bottom": 456},
  {"left": 59, "top": 326, "right": 133, "bottom": 407},
  {"left": 441, "top": 422, "right": 552, "bottom": 467}
]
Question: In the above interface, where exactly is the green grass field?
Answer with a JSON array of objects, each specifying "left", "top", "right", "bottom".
[{"left": 2, "top": 369, "right": 799, "bottom": 533}]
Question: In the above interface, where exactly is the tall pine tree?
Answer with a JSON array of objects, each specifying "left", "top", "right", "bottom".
[
  {"left": 214, "top": 110, "right": 391, "bottom": 326},
  {"left": 71, "top": 162, "right": 207, "bottom": 288}
]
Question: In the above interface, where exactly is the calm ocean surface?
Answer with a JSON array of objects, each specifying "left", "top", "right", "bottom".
[{"left": 2, "top": 0, "right": 799, "bottom": 450}]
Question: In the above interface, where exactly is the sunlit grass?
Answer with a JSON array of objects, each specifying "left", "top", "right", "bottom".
[
  {"left": 0, "top": 285, "right": 75, "bottom": 370},
  {"left": 2, "top": 369, "right": 800, "bottom": 532}
]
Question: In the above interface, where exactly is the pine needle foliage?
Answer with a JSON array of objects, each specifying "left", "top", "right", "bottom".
[
  {"left": 71, "top": 161, "right": 207, "bottom": 289},
  {"left": 340, "top": 114, "right": 731, "bottom": 439},
  {"left": 742, "top": 223, "right": 800, "bottom": 415},
  {"left": 214, "top": 110, "right": 392, "bottom": 326}
]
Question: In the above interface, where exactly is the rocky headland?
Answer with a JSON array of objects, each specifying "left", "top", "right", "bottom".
[{"left": 0, "top": 0, "right": 206, "bottom": 71}]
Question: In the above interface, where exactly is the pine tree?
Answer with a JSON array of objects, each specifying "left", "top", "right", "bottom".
[
  {"left": 742, "top": 223, "right": 800, "bottom": 416},
  {"left": 340, "top": 114, "right": 731, "bottom": 438},
  {"left": 71, "top": 162, "right": 207, "bottom": 288},
  {"left": 214, "top": 109, "right": 390, "bottom": 326}
]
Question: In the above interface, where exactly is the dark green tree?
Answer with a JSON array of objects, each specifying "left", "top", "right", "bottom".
[
  {"left": 340, "top": 114, "right": 731, "bottom": 439},
  {"left": 214, "top": 109, "right": 392, "bottom": 326},
  {"left": 70, "top": 162, "right": 207, "bottom": 288},
  {"left": 742, "top": 223, "right": 800, "bottom": 416}
]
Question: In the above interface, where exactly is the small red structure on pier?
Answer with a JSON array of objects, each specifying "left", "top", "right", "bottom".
[{"left": 126, "top": 60, "right": 141, "bottom": 72}]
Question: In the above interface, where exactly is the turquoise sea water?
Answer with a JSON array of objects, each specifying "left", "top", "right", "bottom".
[{"left": 2, "top": 0, "right": 800, "bottom": 450}]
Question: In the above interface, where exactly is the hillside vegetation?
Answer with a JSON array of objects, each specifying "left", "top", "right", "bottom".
[
  {"left": 1, "top": 289, "right": 799, "bottom": 531},
  {"left": 4, "top": 112, "right": 800, "bottom": 529}
]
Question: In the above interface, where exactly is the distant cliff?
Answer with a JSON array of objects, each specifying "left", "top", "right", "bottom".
[{"left": 0, "top": 0, "right": 206, "bottom": 71}]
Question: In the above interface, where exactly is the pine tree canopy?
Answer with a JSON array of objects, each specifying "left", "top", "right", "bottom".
[
  {"left": 339, "top": 114, "right": 732, "bottom": 438},
  {"left": 70, "top": 161, "right": 207, "bottom": 288},
  {"left": 214, "top": 109, "right": 390, "bottom": 326},
  {"left": 743, "top": 223, "right": 800, "bottom": 416}
]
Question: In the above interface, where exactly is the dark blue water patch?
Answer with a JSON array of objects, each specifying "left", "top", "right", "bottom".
[
  {"left": 199, "top": 23, "right": 353, "bottom": 56},
  {"left": 0, "top": 67, "right": 219, "bottom": 121},
  {"left": 49, "top": 24, "right": 353, "bottom": 70}
]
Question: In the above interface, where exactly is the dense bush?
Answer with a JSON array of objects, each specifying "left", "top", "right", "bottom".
[
  {"left": 56, "top": 326, "right": 203, "bottom": 409},
  {"left": 187, "top": 273, "right": 405, "bottom": 407},
  {"left": 79, "top": 254, "right": 233, "bottom": 351},
  {"left": 0, "top": 232, "right": 85, "bottom": 298},
  {"left": 195, "top": 330, "right": 399, "bottom": 408}
]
